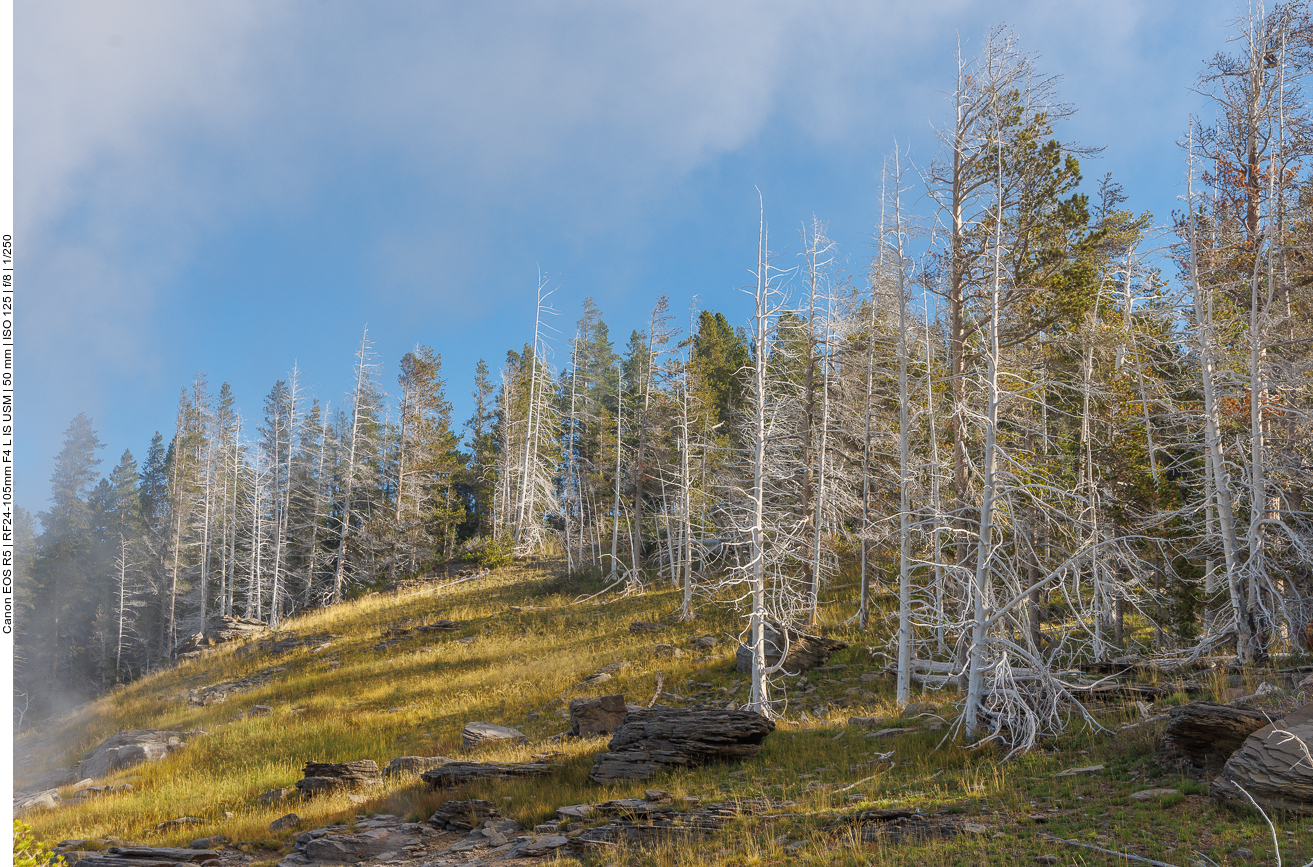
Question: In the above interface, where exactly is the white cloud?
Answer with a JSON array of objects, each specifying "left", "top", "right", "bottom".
[{"left": 17, "top": 0, "right": 1246, "bottom": 504}]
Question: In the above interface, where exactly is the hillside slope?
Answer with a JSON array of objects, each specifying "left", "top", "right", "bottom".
[{"left": 14, "top": 560, "right": 1310, "bottom": 866}]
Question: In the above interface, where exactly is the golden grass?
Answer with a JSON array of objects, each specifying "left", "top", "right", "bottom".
[{"left": 15, "top": 559, "right": 1312, "bottom": 866}]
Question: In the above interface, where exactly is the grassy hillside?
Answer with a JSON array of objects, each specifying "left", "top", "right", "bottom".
[{"left": 15, "top": 560, "right": 1311, "bottom": 866}]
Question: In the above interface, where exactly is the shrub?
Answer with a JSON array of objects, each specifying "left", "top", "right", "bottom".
[
  {"left": 475, "top": 539, "right": 513, "bottom": 569},
  {"left": 14, "top": 821, "right": 64, "bottom": 867}
]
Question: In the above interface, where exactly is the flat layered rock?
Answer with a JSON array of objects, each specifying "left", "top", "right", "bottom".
[
  {"left": 735, "top": 622, "right": 847, "bottom": 676},
  {"left": 109, "top": 848, "right": 220, "bottom": 863},
  {"left": 566, "top": 798, "right": 783, "bottom": 856},
  {"left": 72, "top": 859, "right": 196, "bottom": 867},
  {"left": 570, "top": 695, "right": 626, "bottom": 737},
  {"left": 518, "top": 835, "right": 569, "bottom": 856},
  {"left": 294, "top": 760, "right": 381, "bottom": 797},
  {"left": 1163, "top": 702, "right": 1277, "bottom": 774},
  {"left": 73, "top": 848, "right": 222, "bottom": 867},
  {"left": 461, "top": 721, "right": 527, "bottom": 750},
  {"left": 428, "top": 799, "right": 500, "bottom": 830},
  {"left": 1212, "top": 702, "right": 1313, "bottom": 815},
  {"left": 1130, "top": 787, "right": 1180, "bottom": 801},
  {"left": 588, "top": 708, "right": 775, "bottom": 783},
  {"left": 421, "top": 760, "right": 552, "bottom": 789},
  {"left": 302, "top": 829, "right": 422, "bottom": 862},
  {"left": 383, "top": 755, "right": 451, "bottom": 778},
  {"left": 14, "top": 788, "right": 60, "bottom": 814}
]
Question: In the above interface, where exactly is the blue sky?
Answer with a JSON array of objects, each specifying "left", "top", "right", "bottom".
[{"left": 19, "top": 0, "right": 1241, "bottom": 511}]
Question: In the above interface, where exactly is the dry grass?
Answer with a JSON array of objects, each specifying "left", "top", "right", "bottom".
[{"left": 15, "top": 559, "right": 1312, "bottom": 866}]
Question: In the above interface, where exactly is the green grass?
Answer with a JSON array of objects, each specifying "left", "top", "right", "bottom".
[{"left": 15, "top": 558, "right": 1312, "bottom": 866}]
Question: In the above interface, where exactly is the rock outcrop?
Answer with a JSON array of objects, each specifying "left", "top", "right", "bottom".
[
  {"left": 1212, "top": 702, "right": 1313, "bottom": 815},
  {"left": 570, "top": 695, "right": 626, "bottom": 737},
  {"left": 588, "top": 708, "right": 775, "bottom": 783},
  {"left": 74, "top": 729, "right": 204, "bottom": 781},
  {"left": 175, "top": 616, "right": 270, "bottom": 656},
  {"left": 421, "top": 760, "right": 553, "bottom": 789},
  {"left": 1162, "top": 701, "right": 1278, "bottom": 774},
  {"left": 461, "top": 721, "right": 527, "bottom": 750},
  {"left": 74, "top": 847, "right": 222, "bottom": 867},
  {"left": 14, "top": 789, "right": 60, "bottom": 814},
  {"left": 428, "top": 799, "right": 501, "bottom": 831},
  {"left": 302, "top": 828, "right": 422, "bottom": 863},
  {"left": 734, "top": 622, "right": 847, "bottom": 676},
  {"left": 384, "top": 756, "right": 451, "bottom": 778},
  {"left": 16, "top": 766, "right": 78, "bottom": 794},
  {"left": 566, "top": 797, "right": 783, "bottom": 856},
  {"left": 294, "top": 760, "right": 382, "bottom": 796}
]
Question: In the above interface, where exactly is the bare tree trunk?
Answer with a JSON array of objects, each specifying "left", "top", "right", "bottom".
[
  {"left": 1188, "top": 129, "right": 1251, "bottom": 662},
  {"left": 747, "top": 196, "right": 773, "bottom": 715},
  {"left": 894, "top": 153, "right": 914, "bottom": 704},
  {"left": 333, "top": 330, "right": 371, "bottom": 603},
  {"left": 610, "top": 363, "right": 624, "bottom": 581},
  {"left": 963, "top": 135, "right": 1004, "bottom": 739}
]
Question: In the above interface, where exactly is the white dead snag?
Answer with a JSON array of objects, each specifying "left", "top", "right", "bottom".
[
  {"left": 609, "top": 361, "right": 625, "bottom": 582},
  {"left": 1186, "top": 127, "right": 1251, "bottom": 662},
  {"left": 962, "top": 131, "right": 1006, "bottom": 739},
  {"left": 858, "top": 173, "right": 887, "bottom": 632},
  {"left": 801, "top": 219, "right": 836, "bottom": 625},
  {"left": 892, "top": 148, "right": 915, "bottom": 706},
  {"left": 748, "top": 198, "right": 772, "bottom": 714},
  {"left": 332, "top": 328, "right": 375, "bottom": 603},
  {"left": 679, "top": 316, "right": 696, "bottom": 620},
  {"left": 512, "top": 274, "right": 560, "bottom": 554}
]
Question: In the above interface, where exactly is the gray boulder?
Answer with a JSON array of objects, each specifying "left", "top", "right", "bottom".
[
  {"left": 570, "top": 695, "right": 627, "bottom": 737},
  {"left": 1163, "top": 701, "right": 1276, "bottom": 774},
  {"left": 588, "top": 708, "right": 775, "bottom": 783},
  {"left": 175, "top": 616, "right": 270, "bottom": 656},
  {"left": 429, "top": 798, "right": 501, "bottom": 830},
  {"left": 421, "top": 760, "right": 552, "bottom": 789},
  {"left": 74, "top": 729, "right": 204, "bottom": 781},
  {"left": 384, "top": 755, "right": 451, "bottom": 778},
  {"left": 734, "top": 622, "right": 847, "bottom": 676},
  {"left": 14, "top": 788, "right": 60, "bottom": 814},
  {"left": 295, "top": 760, "right": 381, "bottom": 797},
  {"left": 461, "top": 721, "right": 527, "bottom": 750},
  {"left": 1212, "top": 702, "right": 1313, "bottom": 815},
  {"left": 303, "top": 828, "right": 421, "bottom": 861},
  {"left": 16, "top": 766, "right": 78, "bottom": 794}
]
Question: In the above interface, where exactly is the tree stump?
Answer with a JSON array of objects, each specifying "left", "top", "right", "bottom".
[{"left": 1162, "top": 701, "right": 1276, "bottom": 775}]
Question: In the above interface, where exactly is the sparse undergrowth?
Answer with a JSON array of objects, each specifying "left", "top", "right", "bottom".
[{"left": 14, "top": 559, "right": 1311, "bottom": 867}]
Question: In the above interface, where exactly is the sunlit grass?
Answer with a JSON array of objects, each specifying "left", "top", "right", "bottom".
[{"left": 15, "top": 558, "right": 1311, "bottom": 865}]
